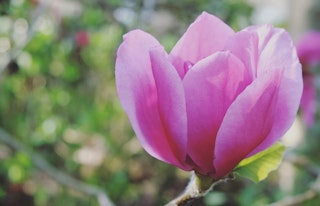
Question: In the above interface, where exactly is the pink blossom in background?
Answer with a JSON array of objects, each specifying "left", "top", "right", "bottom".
[
  {"left": 75, "top": 30, "right": 90, "bottom": 47},
  {"left": 297, "top": 32, "right": 320, "bottom": 127},
  {"left": 115, "top": 12, "right": 303, "bottom": 178}
]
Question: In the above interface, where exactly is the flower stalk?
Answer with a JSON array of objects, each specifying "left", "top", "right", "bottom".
[{"left": 165, "top": 172, "right": 235, "bottom": 206}]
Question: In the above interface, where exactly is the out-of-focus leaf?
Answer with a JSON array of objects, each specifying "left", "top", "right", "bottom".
[{"left": 234, "top": 143, "right": 285, "bottom": 182}]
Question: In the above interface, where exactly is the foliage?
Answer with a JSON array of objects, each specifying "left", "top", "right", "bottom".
[{"left": 235, "top": 143, "right": 285, "bottom": 183}]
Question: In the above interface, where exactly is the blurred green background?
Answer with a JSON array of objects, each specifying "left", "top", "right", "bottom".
[{"left": 0, "top": 0, "right": 320, "bottom": 205}]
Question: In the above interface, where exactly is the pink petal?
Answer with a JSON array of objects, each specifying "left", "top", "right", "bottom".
[
  {"left": 297, "top": 31, "right": 320, "bottom": 64},
  {"left": 169, "top": 12, "right": 235, "bottom": 78},
  {"left": 248, "top": 25, "right": 303, "bottom": 154},
  {"left": 115, "top": 30, "right": 188, "bottom": 169},
  {"left": 245, "top": 25, "right": 300, "bottom": 77},
  {"left": 224, "top": 30, "right": 259, "bottom": 80},
  {"left": 214, "top": 66, "right": 302, "bottom": 178},
  {"left": 183, "top": 51, "right": 249, "bottom": 175},
  {"left": 300, "top": 76, "right": 317, "bottom": 126},
  {"left": 149, "top": 48, "right": 190, "bottom": 169}
]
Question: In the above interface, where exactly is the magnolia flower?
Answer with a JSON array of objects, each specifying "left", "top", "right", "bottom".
[
  {"left": 115, "top": 12, "right": 302, "bottom": 178},
  {"left": 296, "top": 31, "right": 320, "bottom": 126}
]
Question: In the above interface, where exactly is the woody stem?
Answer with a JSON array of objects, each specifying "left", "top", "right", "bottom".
[{"left": 165, "top": 172, "right": 234, "bottom": 206}]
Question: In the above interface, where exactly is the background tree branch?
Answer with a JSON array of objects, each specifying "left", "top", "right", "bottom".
[{"left": 0, "top": 128, "right": 115, "bottom": 206}]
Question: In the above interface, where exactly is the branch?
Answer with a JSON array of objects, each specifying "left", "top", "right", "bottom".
[
  {"left": 268, "top": 176, "right": 320, "bottom": 206},
  {"left": 0, "top": 1, "right": 49, "bottom": 74},
  {"left": 165, "top": 172, "right": 234, "bottom": 206},
  {"left": 0, "top": 128, "right": 115, "bottom": 206},
  {"left": 286, "top": 152, "right": 320, "bottom": 176},
  {"left": 267, "top": 153, "right": 320, "bottom": 206}
]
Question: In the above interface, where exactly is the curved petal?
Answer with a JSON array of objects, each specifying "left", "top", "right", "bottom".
[
  {"left": 245, "top": 24, "right": 303, "bottom": 155},
  {"left": 115, "top": 30, "right": 188, "bottom": 169},
  {"left": 245, "top": 25, "right": 300, "bottom": 77},
  {"left": 297, "top": 31, "right": 320, "bottom": 64},
  {"left": 149, "top": 48, "right": 190, "bottom": 169},
  {"left": 169, "top": 12, "right": 235, "bottom": 78},
  {"left": 214, "top": 65, "right": 302, "bottom": 178},
  {"left": 183, "top": 51, "right": 250, "bottom": 175},
  {"left": 300, "top": 76, "right": 316, "bottom": 126},
  {"left": 224, "top": 30, "right": 259, "bottom": 80}
]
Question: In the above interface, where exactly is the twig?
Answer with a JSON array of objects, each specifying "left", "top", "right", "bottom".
[
  {"left": 268, "top": 176, "right": 320, "bottom": 206},
  {"left": 284, "top": 152, "right": 320, "bottom": 177},
  {"left": 267, "top": 153, "right": 320, "bottom": 206},
  {"left": 268, "top": 190, "right": 317, "bottom": 206},
  {"left": 165, "top": 172, "right": 234, "bottom": 206},
  {"left": 0, "top": 1, "right": 49, "bottom": 74},
  {"left": 0, "top": 128, "right": 115, "bottom": 206}
]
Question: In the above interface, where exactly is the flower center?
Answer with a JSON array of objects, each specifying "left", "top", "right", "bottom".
[{"left": 183, "top": 61, "right": 194, "bottom": 74}]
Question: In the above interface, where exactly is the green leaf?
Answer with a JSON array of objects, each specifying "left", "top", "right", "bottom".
[{"left": 234, "top": 142, "right": 286, "bottom": 182}]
